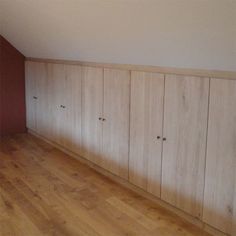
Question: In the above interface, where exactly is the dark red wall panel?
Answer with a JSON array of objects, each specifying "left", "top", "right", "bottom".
[{"left": 0, "top": 36, "right": 26, "bottom": 136}]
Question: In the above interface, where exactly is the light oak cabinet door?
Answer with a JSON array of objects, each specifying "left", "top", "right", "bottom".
[
  {"left": 25, "top": 61, "right": 47, "bottom": 134},
  {"left": 161, "top": 75, "right": 209, "bottom": 217},
  {"left": 34, "top": 63, "right": 48, "bottom": 138},
  {"left": 63, "top": 65, "right": 82, "bottom": 154},
  {"left": 203, "top": 79, "right": 236, "bottom": 235},
  {"left": 129, "top": 71, "right": 164, "bottom": 197},
  {"left": 25, "top": 61, "right": 38, "bottom": 131},
  {"left": 81, "top": 66, "right": 104, "bottom": 165},
  {"left": 102, "top": 68, "right": 130, "bottom": 179},
  {"left": 47, "top": 63, "right": 66, "bottom": 144}
]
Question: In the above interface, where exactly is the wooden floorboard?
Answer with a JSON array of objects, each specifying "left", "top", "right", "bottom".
[{"left": 0, "top": 133, "right": 211, "bottom": 236}]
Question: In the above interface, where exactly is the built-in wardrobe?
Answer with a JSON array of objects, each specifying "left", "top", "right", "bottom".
[{"left": 25, "top": 60, "right": 236, "bottom": 236}]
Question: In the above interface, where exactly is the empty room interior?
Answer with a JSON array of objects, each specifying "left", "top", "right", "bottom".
[{"left": 1, "top": 0, "right": 236, "bottom": 235}]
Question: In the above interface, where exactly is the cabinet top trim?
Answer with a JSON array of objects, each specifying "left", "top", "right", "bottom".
[{"left": 26, "top": 57, "right": 236, "bottom": 80}]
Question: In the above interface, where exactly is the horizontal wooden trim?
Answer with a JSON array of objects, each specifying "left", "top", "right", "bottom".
[
  {"left": 28, "top": 128, "right": 227, "bottom": 236},
  {"left": 26, "top": 57, "right": 236, "bottom": 80}
]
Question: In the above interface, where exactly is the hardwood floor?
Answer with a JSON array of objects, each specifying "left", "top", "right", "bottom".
[{"left": 0, "top": 133, "right": 210, "bottom": 236}]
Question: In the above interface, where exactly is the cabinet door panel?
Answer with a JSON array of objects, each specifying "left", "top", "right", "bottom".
[
  {"left": 81, "top": 67, "right": 104, "bottom": 165},
  {"left": 47, "top": 63, "right": 66, "bottom": 145},
  {"left": 162, "top": 75, "right": 209, "bottom": 217},
  {"left": 203, "top": 79, "right": 236, "bottom": 234},
  {"left": 63, "top": 65, "right": 82, "bottom": 154},
  {"left": 25, "top": 61, "right": 37, "bottom": 131},
  {"left": 102, "top": 69, "right": 130, "bottom": 179},
  {"left": 34, "top": 63, "right": 48, "bottom": 137},
  {"left": 129, "top": 71, "right": 164, "bottom": 197},
  {"left": 25, "top": 61, "right": 47, "bottom": 134}
]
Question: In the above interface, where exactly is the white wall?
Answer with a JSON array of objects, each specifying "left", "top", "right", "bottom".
[{"left": 1, "top": 0, "right": 236, "bottom": 71}]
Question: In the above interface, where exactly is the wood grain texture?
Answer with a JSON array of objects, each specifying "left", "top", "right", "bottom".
[
  {"left": 63, "top": 65, "right": 82, "bottom": 155},
  {"left": 25, "top": 61, "right": 48, "bottom": 135},
  {"left": 161, "top": 75, "right": 209, "bottom": 218},
  {"left": 25, "top": 62, "right": 82, "bottom": 155},
  {"left": 24, "top": 61, "right": 234, "bottom": 235},
  {"left": 129, "top": 71, "right": 164, "bottom": 197},
  {"left": 0, "top": 133, "right": 211, "bottom": 236},
  {"left": 25, "top": 61, "right": 37, "bottom": 131},
  {"left": 102, "top": 68, "right": 130, "bottom": 179},
  {"left": 47, "top": 63, "right": 66, "bottom": 144},
  {"left": 203, "top": 78, "right": 236, "bottom": 235},
  {"left": 35, "top": 63, "right": 51, "bottom": 139},
  {"left": 81, "top": 66, "right": 104, "bottom": 165},
  {"left": 30, "top": 128, "right": 228, "bottom": 236},
  {"left": 26, "top": 57, "right": 236, "bottom": 80}
]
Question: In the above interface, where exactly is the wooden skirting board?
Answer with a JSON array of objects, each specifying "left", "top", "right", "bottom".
[
  {"left": 26, "top": 57, "right": 236, "bottom": 80},
  {"left": 28, "top": 129, "right": 228, "bottom": 236}
]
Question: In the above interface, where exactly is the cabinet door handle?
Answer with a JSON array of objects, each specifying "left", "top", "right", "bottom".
[
  {"left": 163, "top": 137, "right": 167, "bottom": 141},
  {"left": 102, "top": 118, "right": 106, "bottom": 121},
  {"left": 60, "top": 105, "right": 66, "bottom": 109},
  {"left": 157, "top": 136, "right": 161, "bottom": 139},
  {"left": 99, "top": 117, "right": 102, "bottom": 120},
  {"left": 33, "top": 96, "right": 38, "bottom": 100}
]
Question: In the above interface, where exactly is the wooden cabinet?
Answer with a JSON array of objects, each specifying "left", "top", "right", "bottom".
[
  {"left": 129, "top": 73, "right": 209, "bottom": 212},
  {"left": 25, "top": 60, "right": 236, "bottom": 235},
  {"left": 102, "top": 68, "right": 130, "bottom": 179},
  {"left": 129, "top": 71, "right": 164, "bottom": 197},
  {"left": 203, "top": 79, "right": 236, "bottom": 235},
  {"left": 81, "top": 66, "right": 104, "bottom": 165},
  {"left": 26, "top": 63, "right": 130, "bottom": 179},
  {"left": 82, "top": 67, "right": 130, "bottom": 179},
  {"left": 161, "top": 75, "right": 209, "bottom": 217}
]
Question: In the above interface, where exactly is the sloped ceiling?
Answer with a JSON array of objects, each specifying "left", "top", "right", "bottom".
[{"left": 0, "top": 0, "right": 236, "bottom": 71}]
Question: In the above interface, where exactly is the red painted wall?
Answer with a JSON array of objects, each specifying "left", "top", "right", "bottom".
[{"left": 0, "top": 36, "right": 26, "bottom": 137}]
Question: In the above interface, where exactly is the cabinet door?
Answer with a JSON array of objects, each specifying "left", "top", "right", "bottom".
[
  {"left": 81, "top": 66, "right": 104, "bottom": 165},
  {"left": 102, "top": 68, "right": 130, "bottom": 179},
  {"left": 63, "top": 65, "right": 82, "bottom": 154},
  {"left": 25, "top": 61, "right": 47, "bottom": 133},
  {"left": 203, "top": 79, "right": 236, "bottom": 235},
  {"left": 129, "top": 71, "right": 164, "bottom": 197},
  {"left": 25, "top": 61, "right": 37, "bottom": 131},
  {"left": 47, "top": 63, "right": 66, "bottom": 145},
  {"left": 162, "top": 75, "right": 209, "bottom": 217},
  {"left": 34, "top": 63, "right": 48, "bottom": 137}
]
